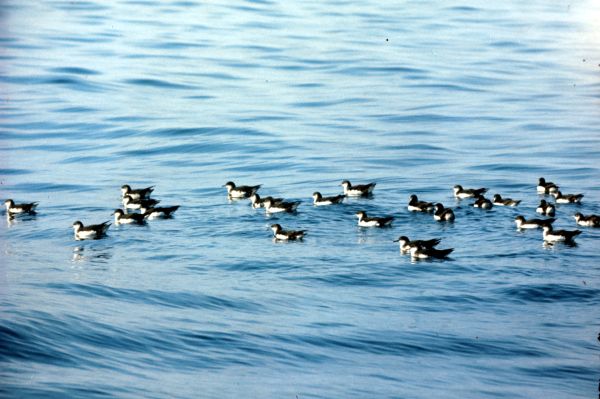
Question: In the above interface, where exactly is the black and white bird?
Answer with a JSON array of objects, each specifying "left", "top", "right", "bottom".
[
  {"left": 537, "top": 177, "right": 559, "bottom": 194},
  {"left": 453, "top": 185, "right": 487, "bottom": 199},
  {"left": 433, "top": 203, "right": 455, "bottom": 221},
  {"left": 72, "top": 221, "right": 111, "bottom": 240},
  {"left": 355, "top": 211, "right": 394, "bottom": 227},
  {"left": 409, "top": 244, "right": 454, "bottom": 260},
  {"left": 143, "top": 206, "right": 180, "bottom": 219},
  {"left": 113, "top": 209, "right": 146, "bottom": 225},
  {"left": 472, "top": 195, "right": 493, "bottom": 209},
  {"left": 121, "top": 185, "right": 154, "bottom": 200},
  {"left": 250, "top": 194, "right": 283, "bottom": 209},
  {"left": 270, "top": 223, "right": 305, "bottom": 241},
  {"left": 264, "top": 198, "right": 300, "bottom": 213},
  {"left": 542, "top": 225, "right": 581, "bottom": 243},
  {"left": 552, "top": 191, "right": 583, "bottom": 204},
  {"left": 223, "top": 181, "right": 261, "bottom": 199},
  {"left": 394, "top": 236, "right": 441, "bottom": 253},
  {"left": 122, "top": 195, "right": 160, "bottom": 211},
  {"left": 573, "top": 212, "right": 600, "bottom": 227},
  {"left": 514, "top": 216, "right": 555, "bottom": 229},
  {"left": 340, "top": 180, "right": 376, "bottom": 197},
  {"left": 4, "top": 199, "right": 38, "bottom": 215},
  {"left": 312, "top": 192, "right": 345, "bottom": 206},
  {"left": 407, "top": 195, "right": 434, "bottom": 212},
  {"left": 536, "top": 199, "right": 556, "bottom": 216},
  {"left": 492, "top": 194, "right": 521, "bottom": 207}
]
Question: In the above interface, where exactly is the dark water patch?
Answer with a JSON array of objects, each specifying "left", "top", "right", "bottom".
[
  {"left": 411, "top": 83, "right": 486, "bottom": 93},
  {"left": 372, "top": 113, "right": 470, "bottom": 124},
  {"left": 227, "top": 44, "right": 284, "bottom": 54},
  {"left": 412, "top": 293, "right": 493, "bottom": 308},
  {"left": 185, "top": 94, "right": 215, "bottom": 100},
  {"left": 115, "top": 142, "right": 236, "bottom": 157},
  {"left": 386, "top": 143, "right": 450, "bottom": 153},
  {"left": 49, "top": 67, "right": 101, "bottom": 76},
  {"left": 498, "top": 284, "right": 600, "bottom": 304},
  {"left": 0, "top": 168, "right": 32, "bottom": 175},
  {"left": 123, "top": 78, "right": 194, "bottom": 90},
  {"left": 291, "top": 331, "right": 546, "bottom": 358},
  {"left": 172, "top": 0, "right": 200, "bottom": 6},
  {"left": 0, "top": 75, "right": 103, "bottom": 92},
  {"left": 445, "top": 6, "right": 480, "bottom": 12},
  {"left": 141, "top": 41, "right": 208, "bottom": 50},
  {"left": 291, "top": 98, "right": 369, "bottom": 108},
  {"left": 60, "top": 155, "right": 108, "bottom": 164},
  {"left": 53, "top": 106, "right": 97, "bottom": 113},
  {"left": 490, "top": 40, "right": 523, "bottom": 48},
  {"left": 49, "top": 35, "right": 113, "bottom": 44},
  {"left": 51, "top": 1, "right": 109, "bottom": 11},
  {"left": 0, "top": 322, "right": 78, "bottom": 366},
  {"left": 39, "top": 282, "right": 264, "bottom": 312},
  {"left": 219, "top": 259, "right": 301, "bottom": 272},
  {"left": 235, "top": 114, "right": 295, "bottom": 123},
  {"left": 297, "top": 272, "right": 398, "bottom": 288},
  {"left": 337, "top": 65, "right": 425, "bottom": 76},
  {"left": 467, "top": 163, "right": 549, "bottom": 173},
  {"left": 146, "top": 126, "right": 273, "bottom": 138},
  {"left": 517, "top": 364, "right": 596, "bottom": 381},
  {"left": 291, "top": 82, "right": 325, "bottom": 88}
]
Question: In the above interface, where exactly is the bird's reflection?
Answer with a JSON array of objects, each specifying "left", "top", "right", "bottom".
[
  {"left": 6, "top": 213, "right": 37, "bottom": 227},
  {"left": 71, "top": 245, "right": 113, "bottom": 264},
  {"left": 542, "top": 241, "right": 578, "bottom": 250}
]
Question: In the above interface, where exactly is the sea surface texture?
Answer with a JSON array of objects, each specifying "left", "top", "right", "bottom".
[{"left": 1, "top": 1, "right": 599, "bottom": 398}]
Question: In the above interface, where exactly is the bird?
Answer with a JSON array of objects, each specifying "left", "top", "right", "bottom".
[
  {"left": 270, "top": 223, "right": 305, "bottom": 241},
  {"left": 472, "top": 195, "right": 493, "bottom": 209},
  {"left": 453, "top": 185, "right": 487, "bottom": 199},
  {"left": 72, "top": 221, "right": 111, "bottom": 240},
  {"left": 264, "top": 198, "right": 300, "bottom": 213},
  {"left": 143, "top": 206, "right": 180, "bottom": 219},
  {"left": 4, "top": 199, "right": 38, "bottom": 215},
  {"left": 573, "top": 212, "right": 600, "bottom": 227},
  {"left": 355, "top": 211, "right": 394, "bottom": 227},
  {"left": 433, "top": 203, "right": 455, "bottom": 221},
  {"left": 121, "top": 185, "right": 154, "bottom": 200},
  {"left": 514, "top": 216, "right": 555, "bottom": 229},
  {"left": 407, "top": 194, "right": 434, "bottom": 212},
  {"left": 492, "top": 194, "right": 521, "bottom": 207},
  {"left": 340, "top": 180, "right": 376, "bottom": 197},
  {"left": 250, "top": 194, "right": 283, "bottom": 209},
  {"left": 113, "top": 209, "right": 146, "bottom": 225},
  {"left": 122, "top": 195, "right": 160, "bottom": 210},
  {"left": 409, "top": 244, "right": 454, "bottom": 260},
  {"left": 542, "top": 225, "right": 581, "bottom": 243},
  {"left": 536, "top": 199, "right": 556, "bottom": 216},
  {"left": 223, "top": 181, "right": 261, "bottom": 199},
  {"left": 537, "top": 177, "right": 559, "bottom": 194},
  {"left": 312, "top": 192, "right": 345, "bottom": 206},
  {"left": 552, "top": 191, "right": 583, "bottom": 204},
  {"left": 394, "top": 236, "right": 441, "bottom": 253}
]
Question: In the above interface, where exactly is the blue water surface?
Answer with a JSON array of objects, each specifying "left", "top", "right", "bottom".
[{"left": 1, "top": 1, "right": 599, "bottom": 398}]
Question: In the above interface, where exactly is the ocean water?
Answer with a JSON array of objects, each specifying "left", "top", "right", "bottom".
[{"left": 1, "top": 1, "right": 599, "bottom": 398}]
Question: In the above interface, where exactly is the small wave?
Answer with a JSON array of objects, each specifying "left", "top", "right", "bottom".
[
  {"left": 498, "top": 284, "right": 600, "bottom": 303},
  {"left": 9, "top": 182, "right": 95, "bottom": 193},
  {"left": 0, "top": 168, "right": 32, "bottom": 175},
  {"left": 123, "top": 78, "right": 193, "bottom": 90},
  {"left": 288, "top": 331, "right": 546, "bottom": 358},
  {"left": 49, "top": 67, "right": 101, "bottom": 75},
  {"left": 39, "top": 283, "right": 264, "bottom": 312}
]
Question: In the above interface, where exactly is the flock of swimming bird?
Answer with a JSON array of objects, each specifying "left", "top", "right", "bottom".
[{"left": 3, "top": 177, "right": 598, "bottom": 259}]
